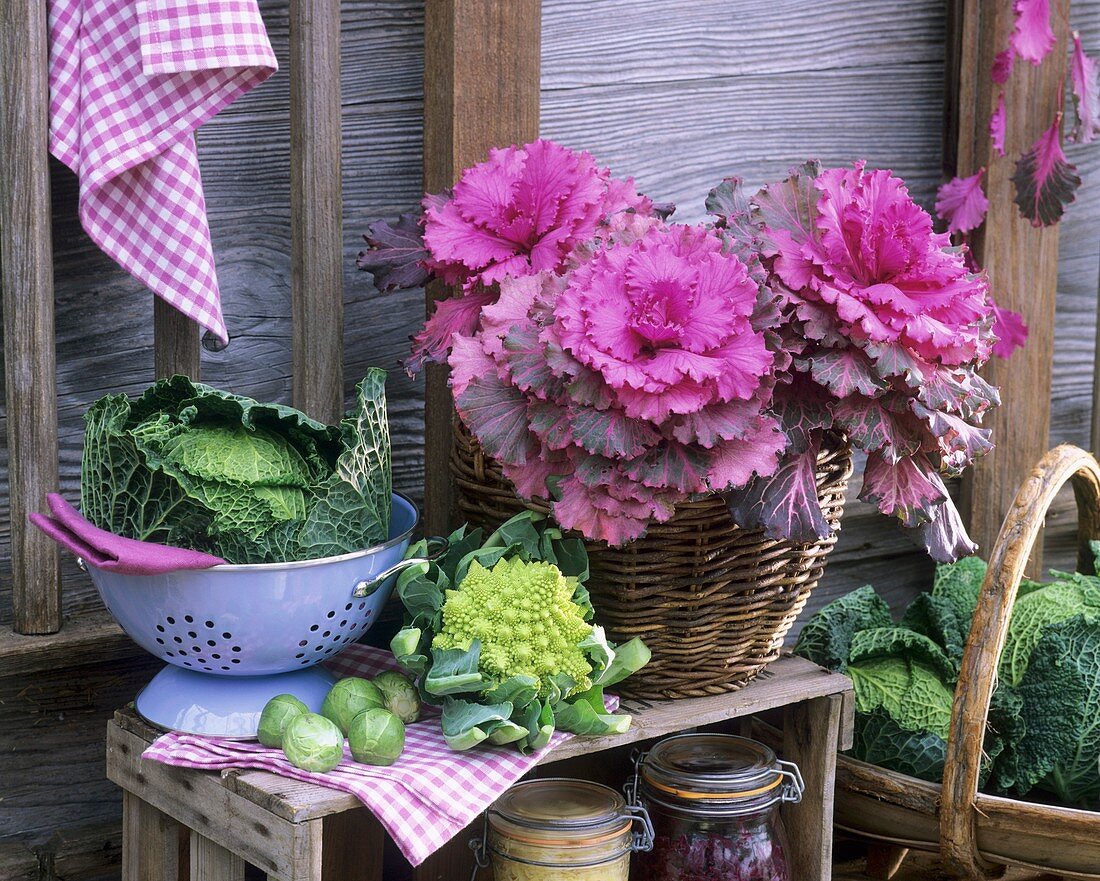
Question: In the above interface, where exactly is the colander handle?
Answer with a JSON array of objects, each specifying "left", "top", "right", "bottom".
[{"left": 352, "top": 535, "right": 449, "bottom": 598}]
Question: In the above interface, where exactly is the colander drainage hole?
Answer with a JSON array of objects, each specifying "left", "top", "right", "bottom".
[
  {"left": 165, "top": 651, "right": 174, "bottom": 657},
  {"left": 211, "top": 653, "right": 221, "bottom": 659},
  {"left": 183, "top": 661, "right": 192, "bottom": 667},
  {"left": 358, "top": 602, "right": 366, "bottom": 610},
  {"left": 222, "top": 665, "right": 231, "bottom": 670},
  {"left": 207, "top": 640, "right": 216, "bottom": 647},
  {"left": 322, "top": 630, "right": 331, "bottom": 638},
  {"left": 205, "top": 620, "right": 214, "bottom": 628},
  {"left": 340, "top": 619, "right": 347, "bottom": 627},
  {"left": 155, "top": 637, "right": 164, "bottom": 645},
  {"left": 173, "top": 636, "right": 183, "bottom": 644},
  {"left": 197, "top": 657, "right": 206, "bottom": 663},
  {"left": 327, "top": 610, "right": 335, "bottom": 618},
  {"left": 299, "top": 640, "right": 308, "bottom": 647},
  {"left": 188, "top": 631, "right": 197, "bottom": 638},
  {"left": 314, "top": 645, "right": 323, "bottom": 651},
  {"left": 222, "top": 632, "right": 232, "bottom": 639},
  {"left": 184, "top": 615, "right": 194, "bottom": 623},
  {"left": 203, "top": 666, "right": 213, "bottom": 671},
  {"left": 295, "top": 652, "right": 305, "bottom": 659},
  {"left": 156, "top": 624, "right": 165, "bottom": 632},
  {"left": 231, "top": 658, "right": 240, "bottom": 664},
  {"left": 310, "top": 624, "right": 319, "bottom": 632},
  {"left": 166, "top": 616, "right": 175, "bottom": 624},
  {"left": 344, "top": 603, "right": 353, "bottom": 611},
  {"left": 231, "top": 646, "right": 241, "bottom": 653},
  {"left": 179, "top": 650, "right": 188, "bottom": 656}
]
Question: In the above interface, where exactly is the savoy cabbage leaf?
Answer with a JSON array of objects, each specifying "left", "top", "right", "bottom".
[
  {"left": 931, "top": 555, "right": 987, "bottom": 626},
  {"left": 900, "top": 593, "right": 969, "bottom": 673},
  {"left": 849, "top": 627, "right": 956, "bottom": 683},
  {"left": 851, "top": 705, "right": 946, "bottom": 780},
  {"left": 848, "top": 656, "right": 954, "bottom": 740},
  {"left": 81, "top": 372, "right": 391, "bottom": 564},
  {"left": 1000, "top": 575, "right": 1100, "bottom": 686},
  {"left": 793, "top": 585, "right": 892, "bottom": 672},
  {"left": 1024, "top": 616, "right": 1100, "bottom": 807}
]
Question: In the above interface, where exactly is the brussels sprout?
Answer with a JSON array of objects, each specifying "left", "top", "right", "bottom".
[
  {"left": 257, "top": 693, "right": 309, "bottom": 748},
  {"left": 321, "top": 677, "right": 385, "bottom": 734},
  {"left": 281, "top": 713, "right": 344, "bottom": 773},
  {"left": 372, "top": 670, "right": 422, "bottom": 723},
  {"left": 348, "top": 708, "right": 405, "bottom": 766}
]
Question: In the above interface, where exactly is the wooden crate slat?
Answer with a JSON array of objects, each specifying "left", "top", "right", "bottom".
[
  {"left": 113, "top": 655, "right": 851, "bottom": 825},
  {"left": 421, "top": 0, "right": 542, "bottom": 534},
  {"left": 0, "top": 0, "right": 62, "bottom": 634},
  {"left": 950, "top": 0, "right": 1070, "bottom": 573},
  {"left": 290, "top": 0, "right": 344, "bottom": 424},
  {"left": 154, "top": 295, "right": 201, "bottom": 380}
]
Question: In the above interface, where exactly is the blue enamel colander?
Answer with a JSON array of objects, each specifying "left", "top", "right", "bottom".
[{"left": 84, "top": 493, "right": 443, "bottom": 737}]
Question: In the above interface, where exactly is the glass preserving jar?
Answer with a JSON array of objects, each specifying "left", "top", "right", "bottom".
[
  {"left": 628, "top": 734, "right": 804, "bottom": 881},
  {"left": 471, "top": 778, "right": 653, "bottom": 881}
]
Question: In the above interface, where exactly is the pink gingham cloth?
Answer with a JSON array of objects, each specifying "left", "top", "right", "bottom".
[
  {"left": 142, "top": 644, "right": 620, "bottom": 866},
  {"left": 48, "top": 0, "right": 278, "bottom": 343}
]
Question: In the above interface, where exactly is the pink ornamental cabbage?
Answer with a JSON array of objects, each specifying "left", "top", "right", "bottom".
[
  {"left": 710, "top": 162, "right": 1000, "bottom": 563},
  {"left": 357, "top": 139, "right": 659, "bottom": 373},
  {"left": 449, "top": 225, "right": 786, "bottom": 547}
]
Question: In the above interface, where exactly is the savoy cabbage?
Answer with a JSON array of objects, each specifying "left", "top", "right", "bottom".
[
  {"left": 796, "top": 555, "right": 1100, "bottom": 808},
  {"left": 81, "top": 370, "right": 391, "bottom": 564}
]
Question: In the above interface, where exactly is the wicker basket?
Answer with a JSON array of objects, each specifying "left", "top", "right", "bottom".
[
  {"left": 835, "top": 444, "right": 1100, "bottom": 880},
  {"left": 452, "top": 422, "right": 853, "bottom": 699}
]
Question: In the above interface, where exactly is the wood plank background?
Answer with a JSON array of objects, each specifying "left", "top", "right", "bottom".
[{"left": 2, "top": 0, "right": 1100, "bottom": 873}]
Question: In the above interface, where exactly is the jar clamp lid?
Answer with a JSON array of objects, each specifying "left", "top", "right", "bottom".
[
  {"left": 630, "top": 734, "right": 804, "bottom": 815},
  {"left": 469, "top": 779, "right": 654, "bottom": 878}
]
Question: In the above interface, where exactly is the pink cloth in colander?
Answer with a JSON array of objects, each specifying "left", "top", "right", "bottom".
[{"left": 30, "top": 493, "right": 225, "bottom": 575}]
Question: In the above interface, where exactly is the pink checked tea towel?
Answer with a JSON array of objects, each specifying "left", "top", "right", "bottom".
[{"left": 48, "top": 0, "right": 278, "bottom": 343}]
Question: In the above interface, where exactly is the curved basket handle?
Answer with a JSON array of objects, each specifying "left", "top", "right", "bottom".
[{"left": 940, "top": 445, "right": 1100, "bottom": 878}]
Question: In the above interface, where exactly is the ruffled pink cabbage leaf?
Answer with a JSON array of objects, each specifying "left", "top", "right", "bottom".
[
  {"left": 1071, "top": 32, "right": 1100, "bottom": 144},
  {"left": 991, "top": 94, "right": 1008, "bottom": 157},
  {"left": 359, "top": 139, "right": 662, "bottom": 371},
  {"left": 715, "top": 161, "right": 1000, "bottom": 561},
  {"left": 935, "top": 169, "right": 989, "bottom": 234},
  {"left": 991, "top": 303, "right": 1029, "bottom": 359},
  {"left": 993, "top": 49, "right": 1016, "bottom": 84},
  {"left": 449, "top": 225, "right": 786, "bottom": 546},
  {"left": 356, "top": 212, "right": 431, "bottom": 292},
  {"left": 1011, "top": 0, "right": 1056, "bottom": 64},
  {"left": 1012, "top": 115, "right": 1082, "bottom": 227}
]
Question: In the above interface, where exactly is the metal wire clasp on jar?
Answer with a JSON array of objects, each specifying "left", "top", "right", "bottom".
[
  {"left": 470, "top": 778, "right": 654, "bottom": 881},
  {"left": 627, "top": 733, "right": 804, "bottom": 881}
]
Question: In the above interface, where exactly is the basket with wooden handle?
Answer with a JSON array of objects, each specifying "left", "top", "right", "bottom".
[{"left": 834, "top": 444, "right": 1100, "bottom": 880}]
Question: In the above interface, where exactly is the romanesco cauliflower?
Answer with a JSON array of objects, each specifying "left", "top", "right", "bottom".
[{"left": 432, "top": 556, "right": 593, "bottom": 696}]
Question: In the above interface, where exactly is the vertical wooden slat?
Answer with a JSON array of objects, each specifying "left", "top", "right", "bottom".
[
  {"left": 0, "top": 0, "right": 61, "bottom": 633},
  {"left": 422, "top": 0, "right": 542, "bottom": 535},
  {"left": 1090, "top": 251, "right": 1100, "bottom": 452},
  {"left": 189, "top": 831, "right": 244, "bottom": 881},
  {"left": 290, "top": 0, "right": 344, "bottom": 424},
  {"left": 122, "top": 793, "right": 180, "bottom": 881},
  {"left": 782, "top": 694, "right": 844, "bottom": 881},
  {"left": 154, "top": 297, "right": 201, "bottom": 380},
  {"left": 951, "top": 0, "right": 1069, "bottom": 574}
]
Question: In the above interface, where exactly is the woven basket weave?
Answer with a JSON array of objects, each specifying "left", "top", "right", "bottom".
[{"left": 451, "top": 422, "right": 853, "bottom": 700}]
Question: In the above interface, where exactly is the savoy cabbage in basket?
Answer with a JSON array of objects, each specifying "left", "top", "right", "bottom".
[
  {"left": 796, "top": 552, "right": 1100, "bottom": 809},
  {"left": 80, "top": 369, "right": 391, "bottom": 564}
]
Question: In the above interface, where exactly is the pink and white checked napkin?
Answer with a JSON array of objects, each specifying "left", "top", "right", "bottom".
[
  {"left": 142, "top": 644, "right": 619, "bottom": 866},
  {"left": 48, "top": 0, "right": 278, "bottom": 343}
]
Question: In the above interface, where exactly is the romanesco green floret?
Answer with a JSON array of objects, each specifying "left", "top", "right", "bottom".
[{"left": 432, "top": 556, "right": 593, "bottom": 696}]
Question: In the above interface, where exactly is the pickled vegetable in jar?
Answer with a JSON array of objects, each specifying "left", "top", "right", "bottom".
[
  {"left": 629, "top": 734, "right": 803, "bottom": 881},
  {"left": 481, "top": 779, "right": 641, "bottom": 881}
]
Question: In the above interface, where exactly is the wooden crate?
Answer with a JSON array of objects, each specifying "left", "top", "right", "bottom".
[{"left": 105, "top": 655, "right": 852, "bottom": 881}]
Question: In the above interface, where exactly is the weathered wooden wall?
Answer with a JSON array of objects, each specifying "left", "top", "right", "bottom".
[{"left": 2, "top": 0, "right": 1099, "bottom": 876}]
